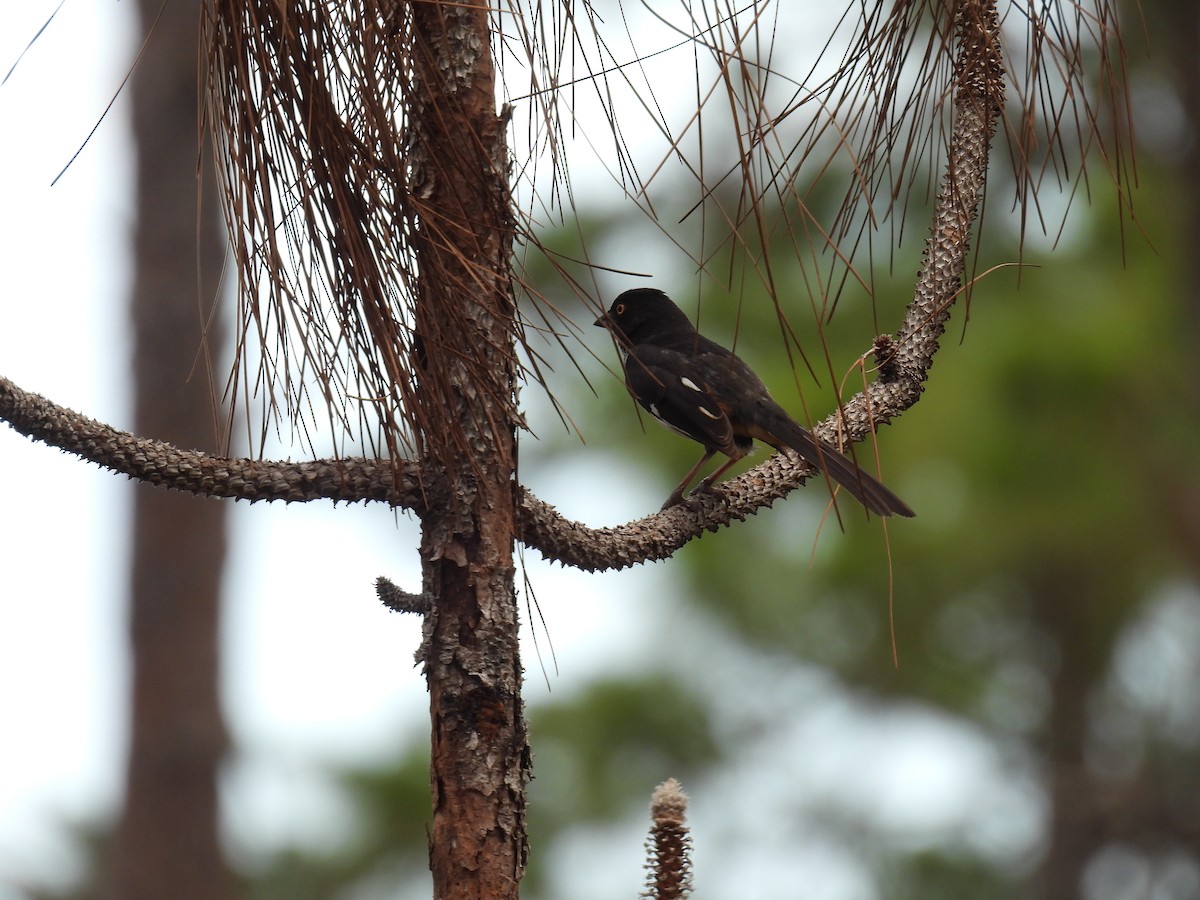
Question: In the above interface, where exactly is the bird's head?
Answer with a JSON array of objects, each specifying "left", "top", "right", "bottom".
[{"left": 594, "top": 288, "right": 694, "bottom": 346}]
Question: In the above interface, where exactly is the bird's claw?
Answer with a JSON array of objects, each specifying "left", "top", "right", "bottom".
[
  {"left": 660, "top": 490, "right": 686, "bottom": 511},
  {"left": 662, "top": 479, "right": 728, "bottom": 511}
]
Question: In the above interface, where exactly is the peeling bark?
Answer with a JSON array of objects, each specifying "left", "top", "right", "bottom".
[{"left": 407, "top": 2, "right": 528, "bottom": 896}]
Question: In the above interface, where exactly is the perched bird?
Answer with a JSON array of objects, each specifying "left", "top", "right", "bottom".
[{"left": 595, "top": 288, "right": 914, "bottom": 517}]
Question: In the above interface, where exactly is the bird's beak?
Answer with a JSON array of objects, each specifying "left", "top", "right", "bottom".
[{"left": 594, "top": 314, "right": 608, "bottom": 328}]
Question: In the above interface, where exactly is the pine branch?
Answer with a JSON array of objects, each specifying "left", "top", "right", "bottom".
[
  {"left": 0, "top": 375, "right": 423, "bottom": 508},
  {"left": 0, "top": 2, "right": 1005, "bottom": 574}
]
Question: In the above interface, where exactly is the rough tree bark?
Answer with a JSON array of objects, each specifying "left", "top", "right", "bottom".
[{"left": 407, "top": 4, "right": 528, "bottom": 897}]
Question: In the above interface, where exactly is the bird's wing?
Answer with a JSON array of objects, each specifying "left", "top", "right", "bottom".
[
  {"left": 689, "top": 345, "right": 915, "bottom": 517},
  {"left": 624, "top": 345, "right": 737, "bottom": 453}
]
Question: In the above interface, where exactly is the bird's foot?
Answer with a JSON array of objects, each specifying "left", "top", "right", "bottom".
[
  {"left": 662, "top": 478, "right": 730, "bottom": 511},
  {"left": 685, "top": 478, "right": 729, "bottom": 507},
  {"left": 660, "top": 489, "right": 687, "bottom": 511}
]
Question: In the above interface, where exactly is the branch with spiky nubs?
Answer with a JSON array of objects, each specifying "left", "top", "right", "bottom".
[
  {"left": 640, "top": 779, "right": 694, "bottom": 899},
  {"left": 0, "top": 375, "right": 424, "bottom": 507},
  {"left": 375, "top": 577, "right": 432, "bottom": 615},
  {"left": 0, "top": 0, "right": 1003, "bottom": 572}
]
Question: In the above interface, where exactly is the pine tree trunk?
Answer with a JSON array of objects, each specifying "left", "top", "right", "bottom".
[{"left": 407, "top": 3, "right": 529, "bottom": 897}]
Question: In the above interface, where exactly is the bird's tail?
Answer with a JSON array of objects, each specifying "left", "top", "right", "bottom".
[{"left": 763, "top": 413, "right": 915, "bottom": 518}]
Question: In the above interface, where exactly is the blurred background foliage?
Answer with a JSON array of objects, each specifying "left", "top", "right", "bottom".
[{"left": 246, "top": 164, "right": 1200, "bottom": 900}]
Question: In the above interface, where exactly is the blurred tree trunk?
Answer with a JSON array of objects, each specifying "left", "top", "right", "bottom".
[
  {"left": 1160, "top": 0, "right": 1200, "bottom": 498},
  {"left": 1173, "top": 0, "right": 1200, "bottom": 394},
  {"left": 98, "top": 3, "right": 235, "bottom": 899},
  {"left": 1031, "top": 566, "right": 1112, "bottom": 899}
]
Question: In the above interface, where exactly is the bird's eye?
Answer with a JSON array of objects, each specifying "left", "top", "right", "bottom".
[{"left": 615, "top": 303, "right": 625, "bottom": 315}]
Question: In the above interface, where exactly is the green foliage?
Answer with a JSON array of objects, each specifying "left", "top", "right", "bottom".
[
  {"left": 882, "top": 850, "right": 1020, "bottom": 900},
  {"left": 528, "top": 675, "right": 720, "bottom": 828},
  {"left": 255, "top": 73, "right": 1200, "bottom": 900},
  {"left": 523, "top": 161, "right": 1200, "bottom": 895}
]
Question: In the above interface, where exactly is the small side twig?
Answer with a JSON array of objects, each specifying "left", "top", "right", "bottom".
[
  {"left": 375, "top": 577, "right": 431, "bottom": 615},
  {"left": 872, "top": 334, "right": 904, "bottom": 385}
]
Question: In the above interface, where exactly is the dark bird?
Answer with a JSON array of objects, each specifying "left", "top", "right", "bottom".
[{"left": 595, "top": 288, "right": 915, "bottom": 517}]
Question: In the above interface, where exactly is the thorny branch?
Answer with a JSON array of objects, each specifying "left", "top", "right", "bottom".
[{"left": 0, "top": 3, "right": 1007, "bottom": 572}]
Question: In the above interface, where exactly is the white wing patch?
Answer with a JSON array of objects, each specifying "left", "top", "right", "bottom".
[{"left": 679, "top": 375, "right": 721, "bottom": 420}]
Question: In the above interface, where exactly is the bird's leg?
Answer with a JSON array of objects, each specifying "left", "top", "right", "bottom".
[
  {"left": 691, "top": 441, "right": 755, "bottom": 501},
  {"left": 661, "top": 449, "right": 716, "bottom": 510},
  {"left": 692, "top": 457, "right": 738, "bottom": 496}
]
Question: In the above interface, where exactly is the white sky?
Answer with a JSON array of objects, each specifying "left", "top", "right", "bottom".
[
  {"left": 0, "top": 3, "right": 1042, "bottom": 898},
  {"left": 1, "top": 3, "right": 134, "bottom": 887}
]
